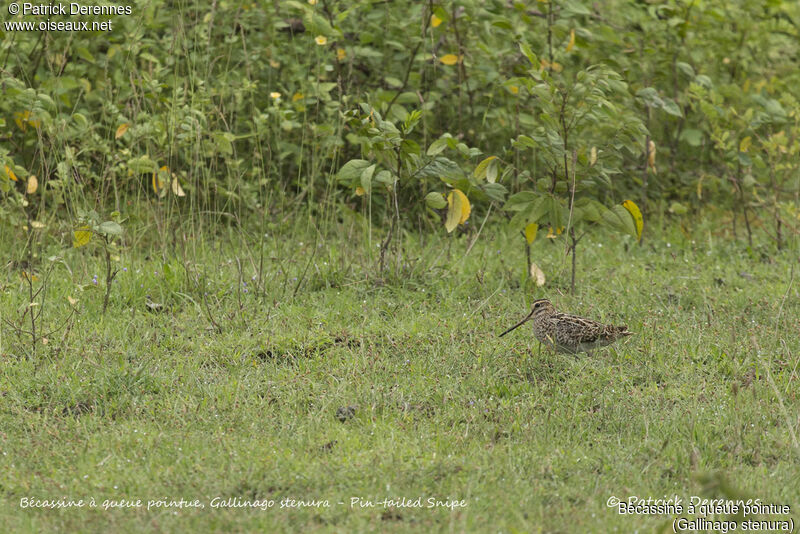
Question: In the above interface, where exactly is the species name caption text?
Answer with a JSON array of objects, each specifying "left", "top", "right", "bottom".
[
  {"left": 18, "top": 496, "right": 468, "bottom": 512},
  {"left": 607, "top": 496, "right": 795, "bottom": 533},
  {"left": 5, "top": 3, "right": 131, "bottom": 32}
]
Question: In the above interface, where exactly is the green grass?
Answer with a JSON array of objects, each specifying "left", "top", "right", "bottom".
[{"left": 1, "top": 222, "right": 799, "bottom": 533}]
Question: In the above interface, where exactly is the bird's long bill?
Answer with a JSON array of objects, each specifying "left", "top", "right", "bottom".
[{"left": 498, "top": 311, "right": 533, "bottom": 337}]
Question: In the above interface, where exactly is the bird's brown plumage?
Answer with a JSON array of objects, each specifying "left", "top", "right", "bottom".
[{"left": 499, "top": 299, "right": 633, "bottom": 354}]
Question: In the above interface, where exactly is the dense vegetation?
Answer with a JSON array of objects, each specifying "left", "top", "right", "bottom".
[
  {"left": 3, "top": 0, "right": 799, "bottom": 258},
  {"left": 2, "top": 0, "right": 800, "bottom": 531}
]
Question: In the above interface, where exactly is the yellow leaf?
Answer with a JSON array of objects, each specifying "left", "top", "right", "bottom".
[
  {"left": 336, "top": 48, "right": 346, "bottom": 61},
  {"left": 647, "top": 140, "right": 657, "bottom": 174},
  {"left": 14, "top": 111, "right": 31, "bottom": 130},
  {"left": 739, "top": 136, "right": 752, "bottom": 153},
  {"left": 355, "top": 186, "right": 365, "bottom": 196},
  {"left": 439, "top": 54, "right": 459, "bottom": 66},
  {"left": 431, "top": 14, "right": 442, "bottom": 27},
  {"left": 152, "top": 172, "right": 164, "bottom": 194},
  {"left": 474, "top": 155, "right": 497, "bottom": 181},
  {"left": 73, "top": 226, "right": 92, "bottom": 248},
  {"left": 445, "top": 189, "right": 470, "bottom": 233},
  {"left": 13, "top": 110, "right": 39, "bottom": 130},
  {"left": 269, "top": 59, "right": 280, "bottom": 68},
  {"left": 623, "top": 199, "right": 644, "bottom": 242},
  {"left": 5, "top": 165, "right": 18, "bottom": 182},
  {"left": 524, "top": 223, "right": 538, "bottom": 244},
  {"left": 292, "top": 92, "right": 304, "bottom": 102},
  {"left": 566, "top": 29, "right": 575, "bottom": 52},
  {"left": 540, "top": 59, "right": 563, "bottom": 72},
  {"left": 171, "top": 178, "right": 186, "bottom": 197},
  {"left": 590, "top": 146, "right": 597, "bottom": 166},
  {"left": 115, "top": 123, "right": 129, "bottom": 139},
  {"left": 445, "top": 193, "right": 461, "bottom": 233},
  {"left": 529, "top": 262, "right": 546, "bottom": 286},
  {"left": 456, "top": 190, "right": 470, "bottom": 224},
  {"left": 26, "top": 175, "right": 38, "bottom": 194}
]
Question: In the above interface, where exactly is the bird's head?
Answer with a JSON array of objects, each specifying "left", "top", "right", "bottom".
[
  {"left": 499, "top": 298, "right": 554, "bottom": 337},
  {"left": 530, "top": 299, "right": 554, "bottom": 315}
]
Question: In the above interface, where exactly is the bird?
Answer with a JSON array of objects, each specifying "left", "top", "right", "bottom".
[{"left": 498, "top": 299, "right": 633, "bottom": 354}]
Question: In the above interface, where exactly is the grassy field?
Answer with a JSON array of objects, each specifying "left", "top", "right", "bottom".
[{"left": 1, "top": 220, "right": 799, "bottom": 533}]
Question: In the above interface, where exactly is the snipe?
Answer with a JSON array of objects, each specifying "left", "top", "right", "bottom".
[{"left": 499, "top": 299, "right": 633, "bottom": 354}]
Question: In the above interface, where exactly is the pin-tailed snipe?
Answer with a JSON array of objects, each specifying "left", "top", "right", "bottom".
[{"left": 499, "top": 299, "right": 633, "bottom": 354}]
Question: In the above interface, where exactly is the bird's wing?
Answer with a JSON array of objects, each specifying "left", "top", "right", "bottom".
[{"left": 555, "top": 313, "right": 605, "bottom": 344}]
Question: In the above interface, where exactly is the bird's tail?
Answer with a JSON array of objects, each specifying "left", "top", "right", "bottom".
[{"left": 618, "top": 326, "right": 634, "bottom": 336}]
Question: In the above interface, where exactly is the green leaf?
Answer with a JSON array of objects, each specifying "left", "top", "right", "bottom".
[
  {"left": 764, "top": 98, "right": 786, "bottom": 118},
  {"left": 547, "top": 196, "right": 565, "bottom": 230},
  {"left": 519, "top": 43, "right": 539, "bottom": 68},
  {"left": 360, "top": 164, "right": 376, "bottom": 194},
  {"left": 482, "top": 183, "right": 507, "bottom": 203},
  {"left": 514, "top": 135, "right": 538, "bottom": 150},
  {"left": 374, "top": 170, "right": 395, "bottom": 185},
  {"left": 508, "top": 196, "right": 549, "bottom": 232},
  {"left": 661, "top": 99, "right": 683, "bottom": 117},
  {"left": 635, "top": 87, "right": 663, "bottom": 108},
  {"left": 694, "top": 75, "right": 713, "bottom": 88},
  {"left": 337, "top": 159, "right": 371, "bottom": 182},
  {"left": 503, "top": 191, "right": 537, "bottom": 211},
  {"left": 473, "top": 155, "right": 497, "bottom": 181},
  {"left": 384, "top": 76, "right": 403, "bottom": 88},
  {"left": 425, "top": 192, "right": 447, "bottom": 210},
  {"left": 602, "top": 204, "right": 637, "bottom": 237},
  {"left": 427, "top": 138, "right": 449, "bottom": 156},
  {"left": 669, "top": 202, "right": 688, "bottom": 215},
  {"left": 737, "top": 153, "right": 752, "bottom": 167},
  {"left": 563, "top": 0, "right": 591, "bottom": 15},
  {"left": 575, "top": 198, "right": 605, "bottom": 223},
  {"left": 676, "top": 62, "right": 695, "bottom": 78},
  {"left": 680, "top": 129, "right": 703, "bottom": 147},
  {"left": 401, "top": 139, "right": 421, "bottom": 158},
  {"left": 98, "top": 221, "right": 123, "bottom": 236},
  {"left": 213, "top": 132, "right": 234, "bottom": 155},
  {"left": 127, "top": 156, "right": 157, "bottom": 174},
  {"left": 76, "top": 47, "right": 96, "bottom": 64}
]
